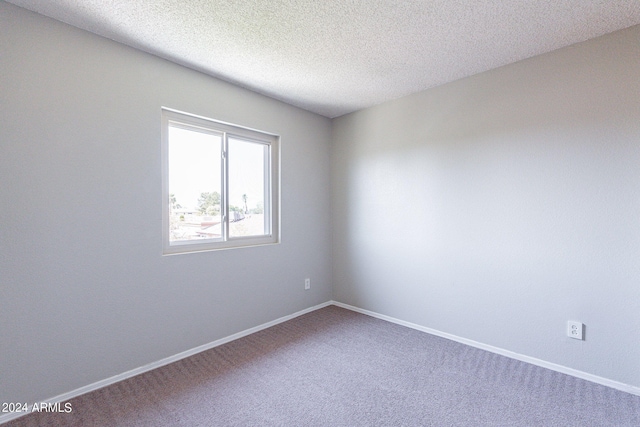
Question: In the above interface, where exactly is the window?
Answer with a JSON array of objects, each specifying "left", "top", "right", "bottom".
[{"left": 161, "top": 108, "right": 279, "bottom": 254}]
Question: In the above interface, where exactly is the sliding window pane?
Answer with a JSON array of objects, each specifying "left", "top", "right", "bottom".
[
  {"left": 228, "top": 137, "right": 268, "bottom": 238},
  {"left": 168, "top": 126, "right": 222, "bottom": 242}
]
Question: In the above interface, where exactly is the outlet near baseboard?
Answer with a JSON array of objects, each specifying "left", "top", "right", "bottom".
[{"left": 567, "top": 321, "right": 584, "bottom": 340}]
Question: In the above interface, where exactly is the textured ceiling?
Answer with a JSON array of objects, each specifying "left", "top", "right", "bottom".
[{"left": 7, "top": 0, "right": 640, "bottom": 118}]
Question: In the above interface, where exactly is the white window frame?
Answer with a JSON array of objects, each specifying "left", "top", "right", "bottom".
[{"left": 161, "top": 108, "right": 280, "bottom": 254}]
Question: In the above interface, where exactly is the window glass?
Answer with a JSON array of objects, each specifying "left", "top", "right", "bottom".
[
  {"left": 168, "top": 126, "right": 222, "bottom": 242},
  {"left": 228, "top": 137, "right": 267, "bottom": 238},
  {"left": 162, "top": 108, "right": 279, "bottom": 254}
]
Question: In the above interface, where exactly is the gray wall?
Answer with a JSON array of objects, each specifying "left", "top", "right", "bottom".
[
  {"left": 0, "top": 3, "right": 332, "bottom": 403},
  {"left": 332, "top": 25, "right": 640, "bottom": 388}
]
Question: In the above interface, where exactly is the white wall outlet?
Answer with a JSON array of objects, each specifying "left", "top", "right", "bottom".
[
  {"left": 567, "top": 321, "right": 584, "bottom": 340},
  {"left": 304, "top": 278, "right": 310, "bottom": 290}
]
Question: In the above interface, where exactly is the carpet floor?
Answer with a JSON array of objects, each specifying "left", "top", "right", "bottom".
[{"left": 5, "top": 305, "right": 640, "bottom": 426}]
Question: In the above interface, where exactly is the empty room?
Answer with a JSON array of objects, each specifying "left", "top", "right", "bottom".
[{"left": 1, "top": 1, "right": 639, "bottom": 425}]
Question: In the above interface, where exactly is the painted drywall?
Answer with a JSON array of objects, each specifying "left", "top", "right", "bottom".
[
  {"left": 0, "top": 2, "right": 332, "bottom": 404},
  {"left": 332, "top": 25, "right": 640, "bottom": 388}
]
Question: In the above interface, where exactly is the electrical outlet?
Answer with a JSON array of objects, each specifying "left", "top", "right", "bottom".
[
  {"left": 304, "top": 278, "right": 310, "bottom": 290},
  {"left": 567, "top": 321, "right": 584, "bottom": 340}
]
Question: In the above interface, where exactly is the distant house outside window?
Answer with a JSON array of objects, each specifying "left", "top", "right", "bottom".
[{"left": 161, "top": 108, "right": 279, "bottom": 254}]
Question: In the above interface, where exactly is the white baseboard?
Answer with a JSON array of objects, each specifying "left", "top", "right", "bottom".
[
  {"left": 332, "top": 301, "right": 640, "bottom": 397},
  {"left": 0, "top": 301, "right": 332, "bottom": 425}
]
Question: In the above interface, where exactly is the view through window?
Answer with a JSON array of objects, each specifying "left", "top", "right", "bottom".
[{"left": 162, "top": 109, "right": 279, "bottom": 254}]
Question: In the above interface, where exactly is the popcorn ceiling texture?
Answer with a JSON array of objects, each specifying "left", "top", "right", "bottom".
[{"left": 8, "top": 0, "right": 640, "bottom": 117}]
